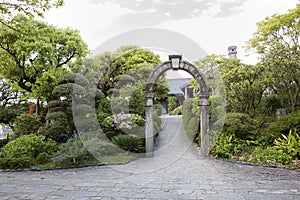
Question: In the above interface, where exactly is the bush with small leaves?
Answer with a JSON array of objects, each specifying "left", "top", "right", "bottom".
[
  {"left": 2, "top": 134, "right": 58, "bottom": 159},
  {"left": 0, "top": 134, "right": 58, "bottom": 168},
  {"left": 0, "top": 157, "right": 32, "bottom": 169},
  {"left": 13, "top": 114, "right": 42, "bottom": 138}
]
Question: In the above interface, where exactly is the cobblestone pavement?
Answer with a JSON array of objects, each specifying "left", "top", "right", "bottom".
[{"left": 0, "top": 115, "right": 299, "bottom": 199}]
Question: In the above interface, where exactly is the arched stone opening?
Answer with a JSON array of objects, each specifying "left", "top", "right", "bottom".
[{"left": 145, "top": 55, "right": 210, "bottom": 157}]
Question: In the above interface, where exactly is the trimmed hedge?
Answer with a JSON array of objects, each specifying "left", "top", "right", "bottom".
[
  {"left": 182, "top": 98, "right": 200, "bottom": 141},
  {"left": 266, "top": 110, "right": 300, "bottom": 143}
]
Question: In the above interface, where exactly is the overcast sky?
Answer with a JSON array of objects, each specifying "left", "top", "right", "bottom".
[{"left": 44, "top": 0, "right": 299, "bottom": 64}]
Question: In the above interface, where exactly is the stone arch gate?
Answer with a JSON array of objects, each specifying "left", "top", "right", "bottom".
[{"left": 145, "top": 55, "right": 210, "bottom": 158}]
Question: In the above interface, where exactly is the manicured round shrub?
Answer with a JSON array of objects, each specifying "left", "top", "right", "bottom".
[{"left": 2, "top": 134, "right": 58, "bottom": 159}]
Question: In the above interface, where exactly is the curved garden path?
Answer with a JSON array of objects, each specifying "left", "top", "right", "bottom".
[{"left": 0, "top": 115, "right": 299, "bottom": 199}]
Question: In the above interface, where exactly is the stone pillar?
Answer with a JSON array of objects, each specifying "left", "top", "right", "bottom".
[
  {"left": 145, "top": 93, "right": 155, "bottom": 157},
  {"left": 200, "top": 95, "right": 210, "bottom": 157}
]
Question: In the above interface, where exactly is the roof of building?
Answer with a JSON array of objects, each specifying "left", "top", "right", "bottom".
[{"left": 168, "top": 78, "right": 192, "bottom": 95}]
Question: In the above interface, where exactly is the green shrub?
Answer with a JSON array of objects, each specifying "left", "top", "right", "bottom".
[
  {"left": 35, "top": 152, "right": 50, "bottom": 164},
  {"left": 182, "top": 98, "right": 200, "bottom": 141},
  {"left": 211, "top": 133, "right": 260, "bottom": 159},
  {"left": 38, "top": 125, "right": 69, "bottom": 143},
  {"left": 112, "top": 134, "right": 144, "bottom": 153},
  {"left": 252, "top": 146, "right": 292, "bottom": 165},
  {"left": 211, "top": 134, "right": 234, "bottom": 158},
  {"left": 167, "top": 96, "right": 178, "bottom": 112},
  {"left": 186, "top": 117, "right": 199, "bottom": 140},
  {"left": 266, "top": 110, "right": 300, "bottom": 143},
  {"left": 51, "top": 137, "right": 91, "bottom": 164},
  {"left": 173, "top": 106, "right": 182, "bottom": 115},
  {"left": 274, "top": 129, "right": 300, "bottom": 159},
  {"left": 260, "top": 94, "right": 282, "bottom": 115},
  {"left": 13, "top": 114, "right": 42, "bottom": 137},
  {"left": 218, "top": 112, "right": 258, "bottom": 140},
  {"left": 0, "top": 157, "right": 32, "bottom": 169},
  {"left": 2, "top": 134, "right": 58, "bottom": 159},
  {"left": 97, "top": 98, "right": 112, "bottom": 122},
  {"left": 155, "top": 103, "right": 163, "bottom": 116}
]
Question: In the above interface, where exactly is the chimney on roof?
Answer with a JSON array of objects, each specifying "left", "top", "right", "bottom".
[{"left": 228, "top": 45, "right": 237, "bottom": 59}]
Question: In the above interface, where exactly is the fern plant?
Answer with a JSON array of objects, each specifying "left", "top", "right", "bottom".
[
  {"left": 112, "top": 134, "right": 144, "bottom": 153},
  {"left": 274, "top": 129, "right": 300, "bottom": 159}
]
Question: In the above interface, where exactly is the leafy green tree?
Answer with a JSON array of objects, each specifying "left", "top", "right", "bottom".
[
  {"left": 194, "top": 55, "right": 266, "bottom": 116},
  {"left": 84, "top": 47, "right": 161, "bottom": 96},
  {"left": 85, "top": 47, "right": 169, "bottom": 118},
  {"left": 0, "top": 0, "right": 64, "bottom": 27},
  {"left": 0, "top": 76, "right": 29, "bottom": 125},
  {"left": 0, "top": 15, "right": 89, "bottom": 101},
  {"left": 247, "top": 3, "right": 300, "bottom": 111}
]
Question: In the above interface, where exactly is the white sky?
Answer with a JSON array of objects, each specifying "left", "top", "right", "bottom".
[{"left": 44, "top": 0, "right": 299, "bottom": 64}]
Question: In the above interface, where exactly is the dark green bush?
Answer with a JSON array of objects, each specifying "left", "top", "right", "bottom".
[
  {"left": 13, "top": 114, "right": 42, "bottom": 137},
  {"left": 266, "top": 110, "right": 300, "bottom": 143},
  {"left": 39, "top": 125, "right": 69, "bottom": 142},
  {"left": 217, "top": 112, "right": 258, "bottom": 140},
  {"left": 112, "top": 134, "right": 144, "bottom": 153},
  {"left": 0, "top": 139, "right": 7, "bottom": 148},
  {"left": 260, "top": 94, "right": 282, "bottom": 115},
  {"left": 0, "top": 157, "right": 32, "bottom": 169}
]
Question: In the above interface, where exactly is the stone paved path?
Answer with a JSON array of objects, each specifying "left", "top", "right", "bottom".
[{"left": 0, "top": 115, "right": 299, "bottom": 199}]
